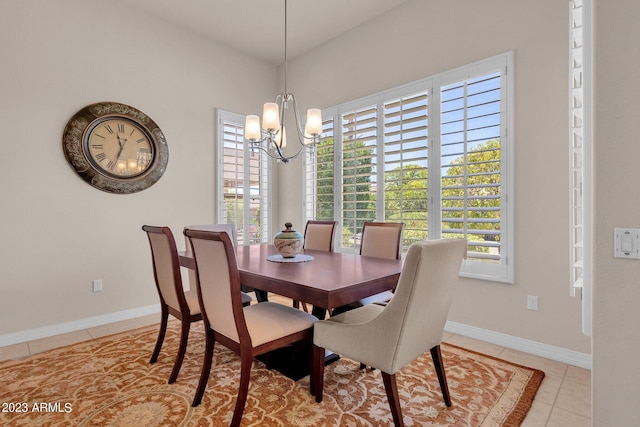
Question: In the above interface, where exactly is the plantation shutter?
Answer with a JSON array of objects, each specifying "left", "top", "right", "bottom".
[
  {"left": 383, "top": 91, "right": 429, "bottom": 248},
  {"left": 569, "top": 0, "right": 591, "bottom": 336},
  {"left": 219, "top": 112, "right": 270, "bottom": 245},
  {"left": 304, "top": 118, "right": 336, "bottom": 222},
  {"left": 221, "top": 121, "right": 245, "bottom": 241},
  {"left": 342, "top": 105, "right": 378, "bottom": 250},
  {"left": 570, "top": 0, "right": 586, "bottom": 291},
  {"left": 303, "top": 53, "right": 513, "bottom": 281},
  {"left": 440, "top": 71, "right": 502, "bottom": 262}
]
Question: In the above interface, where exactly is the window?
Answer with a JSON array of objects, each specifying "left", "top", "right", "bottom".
[
  {"left": 304, "top": 53, "right": 513, "bottom": 283},
  {"left": 217, "top": 110, "right": 271, "bottom": 245},
  {"left": 569, "top": 0, "right": 591, "bottom": 336},
  {"left": 439, "top": 72, "right": 503, "bottom": 264}
]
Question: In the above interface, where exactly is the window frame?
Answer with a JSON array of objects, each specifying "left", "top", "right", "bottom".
[{"left": 303, "top": 52, "right": 514, "bottom": 283}]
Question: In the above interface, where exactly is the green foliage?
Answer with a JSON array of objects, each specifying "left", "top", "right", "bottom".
[
  {"left": 313, "top": 138, "right": 501, "bottom": 254},
  {"left": 384, "top": 164, "right": 429, "bottom": 243},
  {"left": 314, "top": 139, "right": 335, "bottom": 221},
  {"left": 441, "top": 139, "right": 501, "bottom": 243}
]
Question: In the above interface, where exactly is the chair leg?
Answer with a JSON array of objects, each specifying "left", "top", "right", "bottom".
[
  {"left": 254, "top": 289, "right": 269, "bottom": 302},
  {"left": 192, "top": 328, "right": 215, "bottom": 407},
  {"left": 150, "top": 306, "right": 169, "bottom": 364},
  {"left": 430, "top": 345, "right": 452, "bottom": 407},
  {"left": 168, "top": 320, "right": 191, "bottom": 383},
  {"left": 230, "top": 351, "right": 252, "bottom": 427},
  {"left": 382, "top": 372, "right": 404, "bottom": 427},
  {"left": 311, "top": 345, "right": 325, "bottom": 402},
  {"left": 293, "top": 300, "right": 310, "bottom": 313}
]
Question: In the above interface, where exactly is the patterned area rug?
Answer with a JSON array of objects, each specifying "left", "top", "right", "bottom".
[{"left": 0, "top": 321, "right": 544, "bottom": 426}]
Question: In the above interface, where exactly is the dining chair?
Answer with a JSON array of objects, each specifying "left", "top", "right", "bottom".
[
  {"left": 333, "top": 221, "right": 404, "bottom": 316},
  {"left": 184, "top": 229, "right": 317, "bottom": 427},
  {"left": 303, "top": 220, "right": 337, "bottom": 252},
  {"left": 142, "top": 225, "right": 203, "bottom": 384},
  {"left": 292, "top": 220, "right": 338, "bottom": 311},
  {"left": 184, "top": 224, "right": 252, "bottom": 307},
  {"left": 311, "top": 239, "right": 467, "bottom": 427}
]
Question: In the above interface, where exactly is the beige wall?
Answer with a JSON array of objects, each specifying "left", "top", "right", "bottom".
[
  {"left": 0, "top": 0, "right": 276, "bottom": 334},
  {"left": 279, "top": 0, "right": 591, "bottom": 354},
  {"left": 593, "top": 0, "right": 640, "bottom": 424}
]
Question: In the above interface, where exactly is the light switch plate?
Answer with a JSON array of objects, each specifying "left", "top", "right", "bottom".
[{"left": 614, "top": 228, "right": 640, "bottom": 259}]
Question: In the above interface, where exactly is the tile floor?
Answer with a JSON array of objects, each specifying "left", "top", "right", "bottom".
[{"left": 0, "top": 296, "right": 591, "bottom": 427}]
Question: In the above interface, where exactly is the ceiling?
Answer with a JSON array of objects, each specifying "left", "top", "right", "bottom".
[{"left": 119, "top": 0, "right": 409, "bottom": 65}]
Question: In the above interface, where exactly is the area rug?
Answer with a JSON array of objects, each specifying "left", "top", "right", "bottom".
[{"left": 0, "top": 321, "right": 544, "bottom": 426}]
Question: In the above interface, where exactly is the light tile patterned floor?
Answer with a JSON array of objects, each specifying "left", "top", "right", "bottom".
[{"left": 0, "top": 294, "right": 591, "bottom": 426}]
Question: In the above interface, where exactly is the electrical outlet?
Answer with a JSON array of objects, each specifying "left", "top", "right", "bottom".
[
  {"left": 526, "top": 295, "right": 538, "bottom": 311},
  {"left": 92, "top": 279, "right": 103, "bottom": 293}
]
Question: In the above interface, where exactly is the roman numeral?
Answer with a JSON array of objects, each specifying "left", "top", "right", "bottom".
[
  {"left": 117, "top": 123, "right": 125, "bottom": 133},
  {"left": 94, "top": 134, "right": 105, "bottom": 139},
  {"left": 91, "top": 144, "right": 103, "bottom": 150},
  {"left": 107, "top": 160, "right": 115, "bottom": 170},
  {"left": 104, "top": 124, "right": 114, "bottom": 134},
  {"left": 136, "top": 138, "right": 146, "bottom": 144},
  {"left": 94, "top": 152, "right": 106, "bottom": 162}
]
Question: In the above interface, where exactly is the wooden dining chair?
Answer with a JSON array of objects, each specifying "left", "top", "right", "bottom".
[
  {"left": 185, "top": 229, "right": 317, "bottom": 427},
  {"left": 303, "top": 220, "right": 337, "bottom": 252},
  {"left": 184, "top": 224, "right": 252, "bottom": 307},
  {"left": 311, "top": 239, "right": 467, "bottom": 427},
  {"left": 142, "top": 225, "right": 203, "bottom": 384},
  {"left": 292, "top": 220, "right": 338, "bottom": 311},
  {"left": 333, "top": 221, "right": 404, "bottom": 317}
]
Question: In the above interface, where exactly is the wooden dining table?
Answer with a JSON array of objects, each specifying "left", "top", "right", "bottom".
[{"left": 178, "top": 243, "right": 403, "bottom": 320}]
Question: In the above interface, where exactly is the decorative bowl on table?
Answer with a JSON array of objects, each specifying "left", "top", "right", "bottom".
[{"left": 273, "top": 222, "right": 304, "bottom": 258}]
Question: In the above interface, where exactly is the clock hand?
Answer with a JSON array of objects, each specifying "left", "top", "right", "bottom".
[{"left": 115, "top": 134, "right": 127, "bottom": 162}]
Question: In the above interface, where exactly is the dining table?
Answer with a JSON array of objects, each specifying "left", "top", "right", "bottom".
[{"left": 178, "top": 243, "right": 403, "bottom": 320}]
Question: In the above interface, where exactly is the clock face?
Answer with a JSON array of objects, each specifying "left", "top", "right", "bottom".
[
  {"left": 85, "top": 118, "right": 154, "bottom": 178},
  {"left": 62, "top": 102, "right": 169, "bottom": 194}
]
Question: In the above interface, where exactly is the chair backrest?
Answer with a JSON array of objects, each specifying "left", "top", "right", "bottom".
[
  {"left": 184, "top": 224, "right": 238, "bottom": 290},
  {"left": 142, "top": 225, "right": 189, "bottom": 315},
  {"left": 359, "top": 221, "right": 404, "bottom": 260},
  {"left": 368, "top": 239, "right": 467, "bottom": 373},
  {"left": 184, "top": 229, "right": 249, "bottom": 346},
  {"left": 184, "top": 224, "right": 237, "bottom": 249},
  {"left": 303, "top": 220, "right": 337, "bottom": 252}
]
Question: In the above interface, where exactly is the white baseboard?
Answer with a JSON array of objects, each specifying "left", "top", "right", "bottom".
[
  {"left": 0, "top": 304, "right": 160, "bottom": 348},
  {"left": 1, "top": 307, "right": 592, "bottom": 370},
  {"left": 445, "top": 320, "right": 592, "bottom": 369}
]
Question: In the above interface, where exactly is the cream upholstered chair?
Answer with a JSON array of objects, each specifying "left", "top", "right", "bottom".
[
  {"left": 311, "top": 239, "right": 467, "bottom": 427},
  {"left": 185, "top": 229, "right": 317, "bottom": 426},
  {"left": 184, "top": 224, "right": 252, "bottom": 307},
  {"left": 142, "top": 225, "right": 203, "bottom": 384},
  {"left": 292, "top": 220, "right": 338, "bottom": 311},
  {"left": 359, "top": 221, "right": 404, "bottom": 259},
  {"left": 303, "top": 220, "right": 337, "bottom": 252},
  {"left": 357, "top": 221, "right": 404, "bottom": 303}
]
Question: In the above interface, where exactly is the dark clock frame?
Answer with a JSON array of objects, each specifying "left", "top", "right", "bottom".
[{"left": 62, "top": 102, "right": 169, "bottom": 194}]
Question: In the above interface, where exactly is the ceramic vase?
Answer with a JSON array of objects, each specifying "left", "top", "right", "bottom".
[{"left": 273, "top": 222, "right": 304, "bottom": 258}]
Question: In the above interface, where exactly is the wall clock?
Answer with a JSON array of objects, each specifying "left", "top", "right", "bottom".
[{"left": 62, "top": 102, "right": 168, "bottom": 194}]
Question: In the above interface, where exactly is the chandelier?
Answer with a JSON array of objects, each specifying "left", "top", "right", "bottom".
[{"left": 244, "top": 0, "right": 322, "bottom": 163}]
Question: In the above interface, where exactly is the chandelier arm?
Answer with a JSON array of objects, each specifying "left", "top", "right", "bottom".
[
  {"left": 249, "top": 142, "right": 292, "bottom": 163},
  {"left": 287, "top": 92, "right": 308, "bottom": 144}
]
